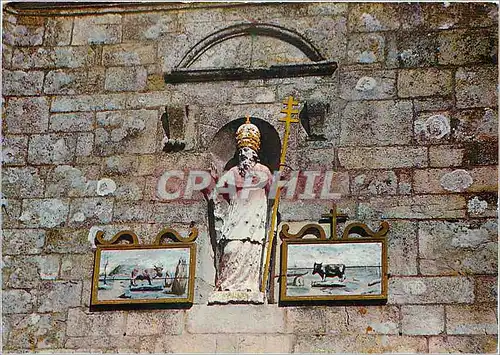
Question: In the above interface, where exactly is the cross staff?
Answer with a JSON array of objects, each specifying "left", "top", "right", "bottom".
[
  {"left": 261, "top": 96, "right": 299, "bottom": 292},
  {"left": 320, "top": 202, "right": 348, "bottom": 239}
]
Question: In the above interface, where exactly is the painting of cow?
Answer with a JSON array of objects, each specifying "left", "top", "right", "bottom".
[
  {"left": 130, "top": 265, "right": 164, "bottom": 286},
  {"left": 312, "top": 262, "right": 346, "bottom": 282}
]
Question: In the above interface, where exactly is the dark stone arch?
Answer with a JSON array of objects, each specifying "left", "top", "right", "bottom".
[{"left": 209, "top": 117, "right": 281, "bottom": 172}]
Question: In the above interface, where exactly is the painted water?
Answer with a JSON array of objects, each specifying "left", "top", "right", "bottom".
[{"left": 285, "top": 266, "right": 382, "bottom": 297}]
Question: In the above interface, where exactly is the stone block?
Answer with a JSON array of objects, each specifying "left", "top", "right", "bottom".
[
  {"left": 125, "top": 310, "right": 184, "bottom": 336},
  {"left": 122, "top": 13, "right": 178, "bottom": 41},
  {"left": 413, "top": 97, "right": 454, "bottom": 112},
  {"left": 12, "top": 46, "right": 96, "bottom": 69},
  {"left": 348, "top": 3, "right": 400, "bottom": 31},
  {"left": 49, "top": 112, "right": 94, "bottom": 132},
  {"left": 113, "top": 177, "right": 145, "bottom": 201},
  {"left": 307, "top": 3, "right": 348, "bottom": 16},
  {"left": 2, "top": 135, "right": 28, "bottom": 165},
  {"left": 8, "top": 312, "right": 67, "bottom": 350},
  {"left": 103, "top": 155, "right": 139, "bottom": 176},
  {"left": 389, "top": 277, "right": 474, "bottom": 304},
  {"left": 398, "top": 68, "right": 453, "bottom": 98},
  {"left": 51, "top": 93, "right": 128, "bottom": 112},
  {"left": 3, "top": 22, "right": 44, "bottom": 46},
  {"left": 2, "top": 229, "right": 45, "bottom": 255},
  {"left": 43, "top": 69, "right": 89, "bottom": 95},
  {"left": 102, "top": 43, "right": 156, "bottom": 66},
  {"left": 5, "top": 255, "right": 59, "bottom": 287},
  {"left": 68, "top": 197, "right": 113, "bottom": 226},
  {"left": 44, "top": 17, "right": 73, "bottom": 46},
  {"left": 340, "top": 70, "right": 396, "bottom": 100},
  {"left": 429, "top": 145, "right": 464, "bottom": 167},
  {"left": 72, "top": 15, "right": 122, "bottom": 45},
  {"left": 3, "top": 167, "right": 45, "bottom": 198},
  {"left": 294, "top": 334, "right": 427, "bottom": 353},
  {"left": 2, "top": 199, "right": 22, "bottom": 229},
  {"left": 44, "top": 228, "right": 91, "bottom": 254},
  {"left": 113, "top": 202, "right": 153, "bottom": 222},
  {"left": 359, "top": 195, "right": 465, "bottom": 220},
  {"left": 187, "top": 305, "right": 285, "bottom": 334},
  {"left": 46, "top": 165, "right": 96, "bottom": 198},
  {"left": 429, "top": 335, "right": 498, "bottom": 354},
  {"left": 67, "top": 308, "right": 126, "bottom": 337},
  {"left": 474, "top": 276, "right": 497, "bottom": 303},
  {"left": 401, "top": 305, "right": 444, "bottom": 335},
  {"left": 280, "top": 199, "right": 352, "bottom": 221},
  {"left": 386, "top": 31, "right": 437, "bottom": 68},
  {"left": 285, "top": 307, "right": 327, "bottom": 334},
  {"left": 419, "top": 3, "right": 497, "bottom": 30},
  {"left": 456, "top": 66, "right": 497, "bottom": 109},
  {"left": 2, "top": 289, "right": 33, "bottom": 314},
  {"left": 126, "top": 91, "right": 171, "bottom": 109},
  {"left": 104, "top": 66, "right": 148, "bottom": 92},
  {"left": 5, "top": 97, "right": 49, "bottom": 134},
  {"left": 19, "top": 198, "right": 70, "bottom": 228},
  {"left": 414, "top": 111, "right": 452, "bottom": 143},
  {"left": 231, "top": 87, "right": 276, "bottom": 104},
  {"left": 387, "top": 221, "right": 418, "bottom": 276},
  {"left": 76, "top": 133, "right": 94, "bottom": 157},
  {"left": 463, "top": 142, "right": 498, "bottom": 166},
  {"left": 338, "top": 147, "right": 427, "bottom": 169},
  {"left": 347, "top": 33, "right": 385, "bottom": 64},
  {"left": 346, "top": 306, "right": 400, "bottom": 335},
  {"left": 153, "top": 201, "right": 206, "bottom": 224},
  {"left": 342, "top": 100, "right": 412, "bottom": 146},
  {"left": 413, "top": 167, "right": 497, "bottom": 194},
  {"left": 452, "top": 108, "right": 498, "bottom": 143},
  {"left": 95, "top": 110, "right": 157, "bottom": 155},
  {"left": 37, "top": 281, "right": 82, "bottom": 312},
  {"left": 3, "top": 70, "right": 44, "bottom": 95},
  {"left": 239, "top": 334, "right": 293, "bottom": 353},
  {"left": 154, "top": 334, "right": 217, "bottom": 353},
  {"left": 437, "top": 29, "right": 497, "bottom": 66},
  {"left": 446, "top": 304, "right": 498, "bottom": 335},
  {"left": 61, "top": 254, "right": 94, "bottom": 280},
  {"left": 351, "top": 170, "right": 398, "bottom": 196},
  {"left": 27, "top": 134, "right": 76, "bottom": 165}
]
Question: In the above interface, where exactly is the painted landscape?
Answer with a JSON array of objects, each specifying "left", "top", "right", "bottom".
[
  {"left": 96, "top": 247, "right": 191, "bottom": 301},
  {"left": 284, "top": 242, "right": 383, "bottom": 298}
]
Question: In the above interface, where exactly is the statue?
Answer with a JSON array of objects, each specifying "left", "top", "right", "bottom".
[{"left": 205, "top": 117, "right": 273, "bottom": 303}]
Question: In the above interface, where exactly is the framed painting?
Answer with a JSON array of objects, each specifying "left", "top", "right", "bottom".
[
  {"left": 91, "top": 243, "right": 196, "bottom": 308},
  {"left": 280, "top": 238, "right": 387, "bottom": 304}
]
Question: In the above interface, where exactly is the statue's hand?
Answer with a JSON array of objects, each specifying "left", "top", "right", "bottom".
[{"left": 210, "top": 162, "right": 219, "bottom": 182}]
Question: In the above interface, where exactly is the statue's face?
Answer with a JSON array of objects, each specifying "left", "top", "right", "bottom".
[{"left": 238, "top": 147, "right": 257, "bottom": 163}]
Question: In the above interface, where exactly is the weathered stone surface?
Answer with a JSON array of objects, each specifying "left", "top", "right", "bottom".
[
  {"left": 12, "top": 46, "right": 96, "bottom": 69},
  {"left": 3, "top": 167, "right": 44, "bottom": 198},
  {"left": 113, "top": 177, "right": 145, "bottom": 201},
  {"left": 429, "top": 145, "right": 464, "bottom": 167},
  {"left": 359, "top": 195, "right": 466, "bottom": 219},
  {"left": 4, "top": 255, "right": 59, "bottom": 288},
  {"left": 239, "top": 334, "right": 293, "bottom": 353},
  {"left": 294, "top": 334, "right": 427, "bottom": 353},
  {"left": 307, "top": 3, "right": 348, "bottom": 16},
  {"left": 45, "top": 165, "right": 96, "bottom": 198},
  {"left": 340, "top": 70, "right": 396, "bottom": 100},
  {"left": 338, "top": 147, "right": 427, "bottom": 169},
  {"left": 414, "top": 112, "right": 452, "bottom": 142},
  {"left": 348, "top": 3, "right": 400, "bottom": 32},
  {"left": 346, "top": 306, "right": 400, "bottom": 335},
  {"left": 474, "top": 276, "right": 498, "bottom": 303},
  {"left": 446, "top": 304, "right": 498, "bottom": 335},
  {"left": 3, "top": 22, "right": 44, "bottom": 46},
  {"left": 398, "top": 68, "right": 453, "bottom": 97},
  {"left": 452, "top": 108, "right": 498, "bottom": 142},
  {"left": 401, "top": 305, "right": 444, "bottom": 335},
  {"left": 2, "top": 199, "right": 22, "bottom": 229},
  {"left": 419, "top": 220, "right": 497, "bottom": 275},
  {"left": 352, "top": 171, "right": 398, "bottom": 196},
  {"left": 104, "top": 66, "right": 148, "bottom": 92},
  {"left": 285, "top": 307, "right": 328, "bottom": 334},
  {"left": 44, "top": 228, "right": 91, "bottom": 254},
  {"left": 27, "top": 134, "right": 76, "bottom": 164},
  {"left": 2, "top": 135, "right": 28, "bottom": 165},
  {"left": 95, "top": 110, "right": 157, "bottom": 155},
  {"left": 347, "top": 33, "right": 385, "bottom": 64},
  {"left": 67, "top": 308, "right": 126, "bottom": 337},
  {"left": 5, "top": 97, "right": 49, "bottom": 133},
  {"left": 414, "top": 167, "right": 497, "bottom": 194},
  {"left": 51, "top": 93, "right": 128, "bottom": 112},
  {"left": 340, "top": 100, "right": 412, "bottom": 146},
  {"left": 72, "top": 15, "right": 122, "bottom": 45},
  {"left": 103, "top": 155, "right": 139, "bottom": 175},
  {"left": 3, "top": 289, "right": 33, "bottom": 314},
  {"left": 76, "top": 133, "right": 94, "bottom": 157},
  {"left": 37, "top": 281, "right": 82, "bottom": 312},
  {"left": 456, "top": 66, "right": 498, "bottom": 108},
  {"left": 152, "top": 334, "right": 217, "bottom": 353},
  {"left": 126, "top": 310, "right": 184, "bottom": 336},
  {"left": 187, "top": 305, "right": 285, "bottom": 334},
  {"left": 3, "top": 229, "right": 45, "bottom": 255},
  {"left": 429, "top": 335, "right": 498, "bottom": 354},
  {"left": 44, "top": 17, "right": 73, "bottom": 46},
  {"left": 413, "top": 97, "right": 454, "bottom": 112},
  {"left": 463, "top": 141, "right": 498, "bottom": 166},
  {"left": 6, "top": 312, "right": 66, "bottom": 350},
  {"left": 126, "top": 91, "right": 171, "bottom": 109},
  {"left": 102, "top": 43, "right": 156, "bottom": 66},
  {"left": 3, "top": 70, "right": 44, "bottom": 95},
  {"left": 386, "top": 31, "right": 437, "bottom": 68},
  {"left": 389, "top": 277, "right": 474, "bottom": 304},
  {"left": 43, "top": 69, "right": 88, "bottom": 95},
  {"left": 61, "top": 254, "right": 94, "bottom": 280},
  {"left": 437, "top": 29, "right": 497, "bottom": 65},
  {"left": 112, "top": 202, "right": 153, "bottom": 222},
  {"left": 419, "top": 3, "right": 498, "bottom": 30},
  {"left": 49, "top": 112, "right": 94, "bottom": 132},
  {"left": 68, "top": 198, "right": 113, "bottom": 226},
  {"left": 153, "top": 201, "right": 206, "bottom": 224},
  {"left": 387, "top": 221, "right": 418, "bottom": 275},
  {"left": 19, "top": 198, "right": 69, "bottom": 228},
  {"left": 122, "top": 13, "right": 178, "bottom": 41}
]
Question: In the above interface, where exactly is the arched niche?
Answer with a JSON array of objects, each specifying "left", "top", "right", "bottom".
[
  {"left": 209, "top": 117, "right": 281, "bottom": 172},
  {"left": 164, "top": 23, "right": 337, "bottom": 83}
]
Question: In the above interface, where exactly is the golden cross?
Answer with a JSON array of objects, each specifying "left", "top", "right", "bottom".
[{"left": 321, "top": 202, "right": 348, "bottom": 239}]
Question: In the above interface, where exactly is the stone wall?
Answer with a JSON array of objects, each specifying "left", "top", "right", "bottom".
[{"left": 2, "top": 2, "right": 498, "bottom": 353}]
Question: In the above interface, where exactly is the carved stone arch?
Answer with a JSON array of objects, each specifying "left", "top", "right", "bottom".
[
  {"left": 178, "top": 23, "right": 326, "bottom": 69},
  {"left": 209, "top": 117, "right": 281, "bottom": 172}
]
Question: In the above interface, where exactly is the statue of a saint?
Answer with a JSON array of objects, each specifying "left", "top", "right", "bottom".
[{"left": 205, "top": 117, "right": 273, "bottom": 302}]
